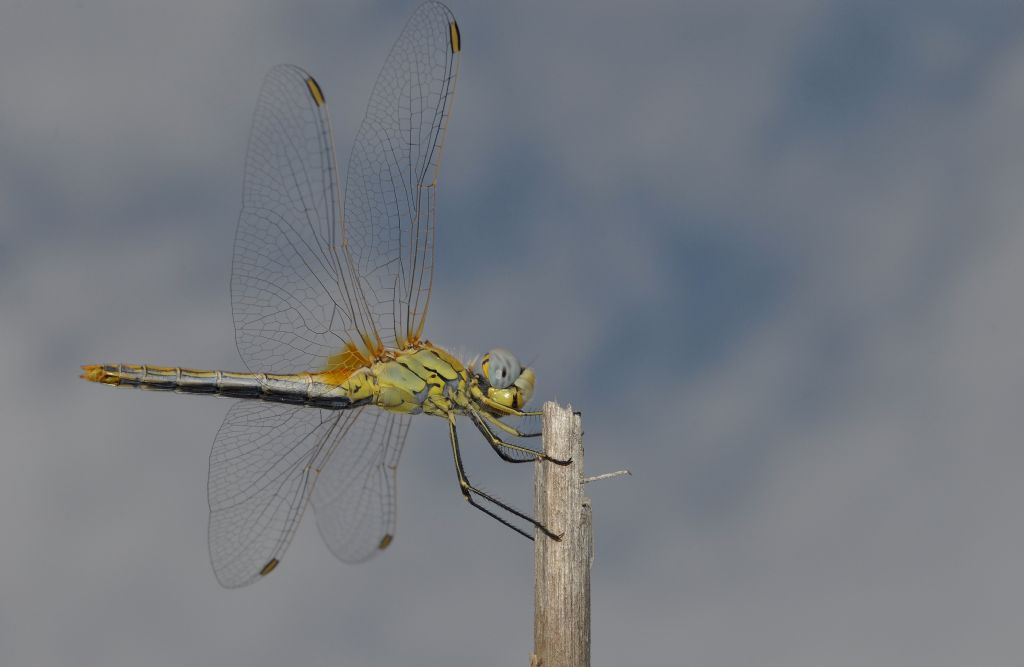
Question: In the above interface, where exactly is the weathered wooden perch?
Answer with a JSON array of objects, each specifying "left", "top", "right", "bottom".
[{"left": 532, "top": 402, "right": 591, "bottom": 667}]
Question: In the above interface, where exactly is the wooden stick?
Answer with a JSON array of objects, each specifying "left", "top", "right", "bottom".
[{"left": 532, "top": 402, "right": 590, "bottom": 667}]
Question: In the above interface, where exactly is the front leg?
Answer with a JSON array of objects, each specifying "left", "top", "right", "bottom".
[
  {"left": 468, "top": 410, "right": 571, "bottom": 466},
  {"left": 478, "top": 409, "right": 542, "bottom": 438}
]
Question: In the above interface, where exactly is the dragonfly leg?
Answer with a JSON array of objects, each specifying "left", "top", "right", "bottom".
[
  {"left": 478, "top": 410, "right": 542, "bottom": 438},
  {"left": 469, "top": 411, "right": 542, "bottom": 462},
  {"left": 447, "top": 415, "right": 561, "bottom": 541},
  {"left": 469, "top": 411, "right": 570, "bottom": 466}
]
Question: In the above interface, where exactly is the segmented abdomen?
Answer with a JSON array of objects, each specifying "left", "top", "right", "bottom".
[{"left": 80, "top": 364, "right": 363, "bottom": 410}]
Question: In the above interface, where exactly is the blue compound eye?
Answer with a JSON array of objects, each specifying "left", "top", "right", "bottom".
[{"left": 483, "top": 348, "right": 521, "bottom": 389}]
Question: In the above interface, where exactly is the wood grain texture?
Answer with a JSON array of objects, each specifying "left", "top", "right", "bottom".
[{"left": 532, "top": 402, "right": 591, "bottom": 667}]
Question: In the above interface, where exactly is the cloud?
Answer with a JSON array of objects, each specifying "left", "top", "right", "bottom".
[{"left": 4, "top": 1, "right": 1024, "bottom": 665}]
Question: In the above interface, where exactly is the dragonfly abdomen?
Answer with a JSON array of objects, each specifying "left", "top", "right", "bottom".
[{"left": 81, "top": 364, "right": 365, "bottom": 409}]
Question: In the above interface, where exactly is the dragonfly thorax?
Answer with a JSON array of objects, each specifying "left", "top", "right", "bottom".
[{"left": 361, "top": 346, "right": 536, "bottom": 417}]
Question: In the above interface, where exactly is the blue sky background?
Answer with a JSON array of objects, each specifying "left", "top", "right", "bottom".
[{"left": 3, "top": 1, "right": 1024, "bottom": 665}]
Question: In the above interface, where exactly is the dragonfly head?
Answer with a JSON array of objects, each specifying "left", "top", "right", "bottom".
[{"left": 471, "top": 348, "right": 535, "bottom": 411}]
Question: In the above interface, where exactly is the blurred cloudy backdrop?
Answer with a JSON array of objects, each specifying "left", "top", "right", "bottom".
[{"left": 3, "top": 0, "right": 1024, "bottom": 665}]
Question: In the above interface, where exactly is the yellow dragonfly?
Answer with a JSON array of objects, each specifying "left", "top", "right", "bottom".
[{"left": 81, "top": 1, "right": 564, "bottom": 588}]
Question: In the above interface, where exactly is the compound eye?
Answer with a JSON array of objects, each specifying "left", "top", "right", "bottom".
[{"left": 483, "top": 348, "right": 521, "bottom": 389}]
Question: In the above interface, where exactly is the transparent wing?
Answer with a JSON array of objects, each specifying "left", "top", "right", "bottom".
[
  {"left": 344, "top": 1, "right": 461, "bottom": 349},
  {"left": 208, "top": 401, "right": 361, "bottom": 588},
  {"left": 312, "top": 409, "right": 411, "bottom": 563},
  {"left": 233, "top": 64, "right": 369, "bottom": 374}
]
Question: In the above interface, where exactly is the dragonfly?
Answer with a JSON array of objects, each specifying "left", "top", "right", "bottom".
[{"left": 81, "top": 1, "right": 564, "bottom": 589}]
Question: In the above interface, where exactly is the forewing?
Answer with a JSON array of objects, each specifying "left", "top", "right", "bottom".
[
  {"left": 208, "top": 400, "right": 359, "bottom": 588},
  {"left": 312, "top": 409, "right": 411, "bottom": 563},
  {"left": 233, "top": 64, "right": 368, "bottom": 374},
  {"left": 344, "top": 1, "right": 461, "bottom": 349}
]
